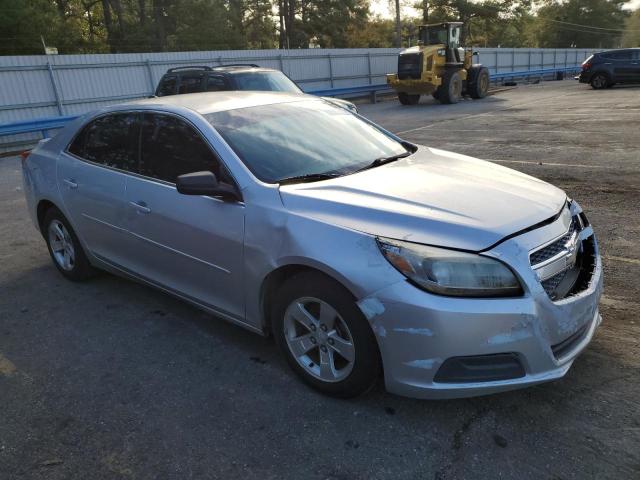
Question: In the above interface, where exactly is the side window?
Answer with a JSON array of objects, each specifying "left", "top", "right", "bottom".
[
  {"left": 178, "top": 74, "right": 204, "bottom": 94},
  {"left": 157, "top": 75, "right": 177, "bottom": 96},
  {"left": 607, "top": 51, "right": 632, "bottom": 61},
  {"left": 206, "top": 76, "right": 228, "bottom": 92},
  {"left": 68, "top": 113, "right": 140, "bottom": 173},
  {"left": 139, "top": 113, "right": 224, "bottom": 183}
]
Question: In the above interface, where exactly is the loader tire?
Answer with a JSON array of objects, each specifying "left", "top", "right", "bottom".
[
  {"left": 438, "top": 70, "right": 462, "bottom": 104},
  {"left": 468, "top": 66, "right": 490, "bottom": 99}
]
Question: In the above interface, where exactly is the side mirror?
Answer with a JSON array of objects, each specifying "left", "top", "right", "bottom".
[{"left": 176, "top": 171, "right": 241, "bottom": 201}]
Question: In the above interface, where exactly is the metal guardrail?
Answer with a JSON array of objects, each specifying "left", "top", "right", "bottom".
[
  {"left": 0, "top": 65, "right": 582, "bottom": 142},
  {"left": 491, "top": 66, "right": 582, "bottom": 81},
  {"left": 0, "top": 115, "right": 78, "bottom": 139}
]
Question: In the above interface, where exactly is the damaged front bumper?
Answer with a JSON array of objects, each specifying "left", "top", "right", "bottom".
[{"left": 358, "top": 213, "right": 604, "bottom": 400}]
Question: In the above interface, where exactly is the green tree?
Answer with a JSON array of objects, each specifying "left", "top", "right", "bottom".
[
  {"left": 621, "top": 9, "right": 640, "bottom": 47},
  {"left": 346, "top": 16, "right": 394, "bottom": 47},
  {"left": 534, "top": 0, "right": 627, "bottom": 48}
]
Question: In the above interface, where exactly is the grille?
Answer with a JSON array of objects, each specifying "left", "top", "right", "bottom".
[
  {"left": 532, "top": 212, "right": 596, "bottom": 301},
  {"left": 541, "top": 271, "right": 566, "bottom": 296},
  {"left": 530, "top": 216, "right": 579, "bottom": 266},
  {"left": 398, "top": 53, "right": 422, "bottom": 80}
]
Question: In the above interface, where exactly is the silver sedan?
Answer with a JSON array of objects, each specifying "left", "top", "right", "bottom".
[{"left": 21, "top": 91, "right": 603, "bottom": 399}]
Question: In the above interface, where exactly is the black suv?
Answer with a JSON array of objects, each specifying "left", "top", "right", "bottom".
[
  {"left": 578, "top": 49, "right": 640, "bottom": 89},
  {"left": 155, "top": 64, "right": 357, "bottom": 112}
]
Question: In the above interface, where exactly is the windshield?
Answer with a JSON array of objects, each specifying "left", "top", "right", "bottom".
[
  {"left": 421, "top": 26, "right": 448, "bottom": 45},
  {"left": 233, "top": 71, "right": 302, "bottom": 93},
  {"left": 206, "top": 100, "right": 407, "bottom": 183}
]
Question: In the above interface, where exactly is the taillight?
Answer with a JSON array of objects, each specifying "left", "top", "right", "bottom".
[
  {"left": 20, "top": 150, "right": 31, "bottom": 164},
  {"left": 581, "top": 62, "right": 591, "bottom": 70}
]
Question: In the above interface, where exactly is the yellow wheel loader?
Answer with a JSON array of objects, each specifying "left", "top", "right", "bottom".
[{"left": 387, "top": 22, "right": 490, "bottom": 105}]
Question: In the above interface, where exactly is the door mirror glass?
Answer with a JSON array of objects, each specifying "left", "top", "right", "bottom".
[{"left": 176, "top": 171, "right": 240, "bottom": 201}]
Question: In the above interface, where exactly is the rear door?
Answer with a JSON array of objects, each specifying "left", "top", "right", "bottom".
[
  {"left": 57, "top": 112, "right": 139, "bottom": 265},
  {"left": 123, "top": 112, "right": 245, "bottom": 319},
  {"left": 608, "top": 51, "right": 635, "bottom": 82}
]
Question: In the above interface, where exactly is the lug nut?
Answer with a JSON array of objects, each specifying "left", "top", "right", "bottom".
[
  {"left": 320, "top": 345, "right": 327, "bottom": 352},
  {"left": 310, "top": 336, "right": 317, "bottom": 344},
  {"left": 328, "top": 338, "right": 334, "bottom": 346},
  {"left": 310, "top": 324, "right": 317, "bottom": 331},
  {"left": 320, "top": 324, "right": 327, "bottom": 332}
]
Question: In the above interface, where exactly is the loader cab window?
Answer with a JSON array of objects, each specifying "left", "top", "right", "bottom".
[
  {"left": 449, "top": 26, "right": 461, "bottom": 48},
  {"left": 421, "top": 26, "right": 448, "bottom": 46}
]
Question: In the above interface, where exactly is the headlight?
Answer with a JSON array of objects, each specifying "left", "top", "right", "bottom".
[{"left": 377, "top": 238, "right": 523, "bottom": 297}]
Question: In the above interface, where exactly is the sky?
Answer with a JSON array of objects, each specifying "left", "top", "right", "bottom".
[{"left": 370, "top": 0, "right": 640, "bottom": 19}]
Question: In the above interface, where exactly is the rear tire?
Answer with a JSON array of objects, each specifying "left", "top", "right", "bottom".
[
  {"left": 590, "top": 73, "right": 609, "bottom": 89},
  {"left": 43, "top": 207, "right": 96, "bottom": 281},
  {"left": 468, "top": 66, "right": 490, "bottom": 99},
  {"left": 438, "top": 70, "right": 463, "bottom": 104},
  {"left": 398, "top": 92, "right": 420, "bottom": 105},
  {"left": 272, "top": 272, "right": 381, "bottom": 398}
]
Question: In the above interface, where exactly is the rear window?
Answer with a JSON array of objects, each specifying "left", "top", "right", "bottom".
[{"left": 68, "top": 113, "right": 140, "bottom": 173}]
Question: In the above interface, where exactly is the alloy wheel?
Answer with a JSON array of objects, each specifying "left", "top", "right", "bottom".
[
  {"left": 592, "top": 75, "right": 607, "bottom": 89},
  {"left": 283, "top": 296, "right": 355, "bottom": 383},
  {"left": 48, "top": 219, "right": 75, "bottom": 271}
]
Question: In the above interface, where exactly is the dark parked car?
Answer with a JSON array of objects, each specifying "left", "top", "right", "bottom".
[
  {"left": 578, "top": 48, "right": 640, "bottom": 89},
  {"left": 155, "top": 64, "right": 357, "bottom": 112}
]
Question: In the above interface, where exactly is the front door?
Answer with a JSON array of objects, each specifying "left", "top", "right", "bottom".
[
  {"left": 57, "top": 112, "right": 139, "bottom": 266},
  {"left": 123, "top": 113, "right": 245, "bottom": 320}
]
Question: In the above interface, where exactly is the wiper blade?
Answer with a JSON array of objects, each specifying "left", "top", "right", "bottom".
[
  {"left": 278, "top": 172, "right": 341, "bottom": 185},
  {"left": 355, "top": 151, "right": 412, "bottom": 173}
]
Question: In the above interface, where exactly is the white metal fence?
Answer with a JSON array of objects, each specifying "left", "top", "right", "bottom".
[{"left": 0, "top": 47, "right": 596, "bottom": 149}]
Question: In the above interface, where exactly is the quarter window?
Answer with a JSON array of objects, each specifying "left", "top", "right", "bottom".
[
  {"left": 68, "top": 113, "right": 140, "bottom": 173},
  {"left": 139, "top": 113, "right": 223, "bottom": 183},
  {"left": 157, "top": 76, "right": 177, "bottom": 96}
]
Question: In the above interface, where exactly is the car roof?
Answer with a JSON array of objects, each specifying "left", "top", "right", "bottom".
[
  {"left": 596, "top": 48, "right": 640, "bottom": 54},
  {"left": 128, "top": 91, "right": 317, "bottom": 115},
  {"left": 164, "top": 65, "right": 278, "bottom": 76}
]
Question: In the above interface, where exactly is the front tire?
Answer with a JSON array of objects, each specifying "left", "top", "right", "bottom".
[
  {"left": 43, "top": 207, "right": 95, "bottom": 281},
  {"left": 272, "top": 272, "right": 381, "bottom": 398},
  {"left": 438, "top": 70, "right": 463, "bottom": 104},
  {"left": 590, "top": 73, "right": 609, "bottom": 89},
  {"left": 398, "top": 92, "right": 420, "bottom": 105}
]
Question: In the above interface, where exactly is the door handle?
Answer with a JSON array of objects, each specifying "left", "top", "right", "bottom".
[
  {"left": 63, "top": 178, "right": 78, "bottom": 189},
  {"left": 129, "top": 201, "right": 151, "bottom": 214}
]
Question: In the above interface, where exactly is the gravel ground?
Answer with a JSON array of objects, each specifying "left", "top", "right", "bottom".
[{"left": 1, "top": 80, "right": 639, "bottom": 480}]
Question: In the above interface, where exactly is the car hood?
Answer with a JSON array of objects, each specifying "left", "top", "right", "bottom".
[
  {"left": 279, "top": 147, "right": 566, "bottom": 251},
  {"left": 320, "top": 97, "right": 357, "bottom": 112}
]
